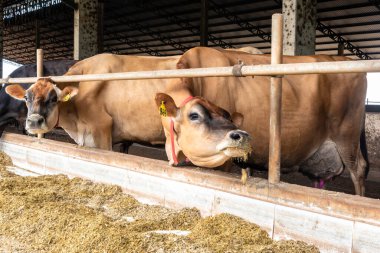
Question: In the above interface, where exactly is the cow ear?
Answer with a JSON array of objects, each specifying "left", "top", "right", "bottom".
[
  {"left": 155, "top": 93, "right": 178, "bottom": 117},
  {"left": 58, "top": 86, "right": 78, "bottom": 102},
  {"left": 5, "top": 84, "right": 26, "bottom": 100},
  {"left": 231, "top": 112, "right": 244, "bottom": 127}
]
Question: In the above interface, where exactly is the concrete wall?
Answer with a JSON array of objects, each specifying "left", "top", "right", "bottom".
[{"left": 366, "top": 113, "right": 380, "bottom": 170}]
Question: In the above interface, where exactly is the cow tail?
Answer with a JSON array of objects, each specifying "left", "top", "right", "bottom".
[{"left": 360, "top": 121, "right": 370, "bottom": 178}]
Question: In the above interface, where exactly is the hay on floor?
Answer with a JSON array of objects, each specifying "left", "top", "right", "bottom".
[{"left": 0, "top": 151, "right": 319, "bottom": 253}]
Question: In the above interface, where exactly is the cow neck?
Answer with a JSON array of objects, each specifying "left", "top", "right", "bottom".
[{"left": 170, "top": 95, "right": 194, "bottom": 166}]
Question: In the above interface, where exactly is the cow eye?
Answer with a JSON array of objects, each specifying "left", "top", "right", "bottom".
[
  {"left": 24, "top": 95, "right": 28, "bottom": 101},
  {"left": 189, "top": 112, "right": 200, "bottom": 121},
  {"left": 50, "top": 96, "right": 58, "bottom": 103}
]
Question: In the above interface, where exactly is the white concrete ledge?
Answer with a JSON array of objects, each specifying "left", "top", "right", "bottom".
[{"left": 1, "top": 132, "right": 379, "bottom": 253}]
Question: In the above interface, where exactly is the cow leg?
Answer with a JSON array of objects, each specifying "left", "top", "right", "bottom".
[
  {"left": 330, "top": 111, "right": 367, "bottom": 196},
  {"left": 92, "top": 122, "right": 113, "bottom": 150},
  {"left": 0, "top": 125, "right": 6, "bottom": 137},
  {"left": 349, "top": 149, "right": 367, "bottom": 196},
  {"left": 335, "top": 142, "right": 367, "bottom": 196}
]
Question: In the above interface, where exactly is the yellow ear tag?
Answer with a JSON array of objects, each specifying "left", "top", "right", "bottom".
[
  {"left": 62, "top": 93, "right": 71, "bottom": 102},
  {"left": 159, "top": 101, "right": 167, "bottom": 117}
]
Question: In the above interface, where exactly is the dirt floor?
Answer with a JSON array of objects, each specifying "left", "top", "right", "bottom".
[{"left": 0, "top": 151, "right": 319, "bottom": 253}]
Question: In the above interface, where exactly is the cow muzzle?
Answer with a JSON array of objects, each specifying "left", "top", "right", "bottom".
[
  {"left": 26, "top": 114, "right": 48, "bottom": 134},
  {"left": 216, "top": 130, "right": 252, "bottom": 160}
]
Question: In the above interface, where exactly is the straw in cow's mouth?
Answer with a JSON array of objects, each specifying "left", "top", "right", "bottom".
[
  {"left": 222, "top": 146, "right": 252, "bottom": 162},
  {"left": 26, "top": 128, "right": 48, "bottom": 135}
]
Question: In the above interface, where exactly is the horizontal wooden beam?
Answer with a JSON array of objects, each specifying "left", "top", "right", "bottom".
[{"left": 2, "top": 59, "right": 380, "bottom": 83}]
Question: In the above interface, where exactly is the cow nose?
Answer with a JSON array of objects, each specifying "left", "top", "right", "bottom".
[
  {"left": 230, "top": 132, "right": 242, "bottom": 140},
  {"left": 27, "top": 114, "right": 45, "bottom": 127}
]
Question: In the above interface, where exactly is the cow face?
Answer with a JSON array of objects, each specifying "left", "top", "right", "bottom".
[
  {"left": 5, "top": 78, "right": 78, "bottom": 134},
  {"left": 155, "top": 93, "right": 252, "bottom": 168}
]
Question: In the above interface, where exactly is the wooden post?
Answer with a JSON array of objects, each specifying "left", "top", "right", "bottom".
[
  {"left": 200, "top": 0, "right": 208, "bottom": 46},
  {"left": 268, "top": 14, "right": 283, "bottom": 184},
  {"left": 36, "top": 49, "right": 43, "bottom": 140}
]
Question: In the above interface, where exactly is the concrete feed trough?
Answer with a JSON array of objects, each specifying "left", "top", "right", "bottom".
[{"left": 0, "top": 132, "right": 379, "bottom": 253}]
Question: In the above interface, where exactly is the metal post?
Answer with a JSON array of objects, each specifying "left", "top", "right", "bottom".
[
  {"left": 35, "top": 20, "right": 41, "bottom": 50},
  {"left": 0, "top": 1, "right": 3, "bottom": 78},
  {"left": 338, "top": 43, "right": 344, "bottom": 56},
  {"left": 98, "top": 0, "right": 104, "bottom": 53},
  {"left": 200, "top": 0, "right": 208, "bottom": 46},
  {"left": 268, "top": 14, "right": 283, "bottom": 184},
  {"left": 36, "top": 49, "right": 43, "bottom": 139}
]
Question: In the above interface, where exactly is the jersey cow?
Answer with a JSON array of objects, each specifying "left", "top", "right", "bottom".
[
  {"left": 5, "top": 53, "right": 251, "bottom": 170},
  {"left": 0, "top": 60, "right": 76, "bottom": 135},
  {"left": 165, "top": 47, "right": 368, "bottom": 195}
]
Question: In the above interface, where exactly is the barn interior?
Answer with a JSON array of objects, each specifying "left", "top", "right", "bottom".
[
  {"left": 1, "top": 0, "right": 380, "bottom": 198},
  {"left": 3, "top": 0, "right": 380, "bottom": 64}
]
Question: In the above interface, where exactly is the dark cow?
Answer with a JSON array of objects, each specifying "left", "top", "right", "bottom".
[{"left": 0, "top": 60, "right": 76, "bottom": 135}]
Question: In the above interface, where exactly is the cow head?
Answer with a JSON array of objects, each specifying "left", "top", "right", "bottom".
[
  {"left": 5, "top": 78, "right": 78, "bottom": 134},
  {"left": 155, "top": 93, "right": 252, "bottom": 168}
]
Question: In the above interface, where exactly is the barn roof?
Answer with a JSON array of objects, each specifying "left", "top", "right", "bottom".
[{"left": 3, "top": 0, "right": 380, "bottom": 64}]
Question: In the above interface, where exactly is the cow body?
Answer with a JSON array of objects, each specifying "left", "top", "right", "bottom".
[
  {"left": 52, "top": 54, "right": 181, "bottom": 149},
  {"left": 169, "top": 47, "right": 368, "bottom": 195},
  {"left": 0, "top": 60, "right": 76, "bottom": 132}
]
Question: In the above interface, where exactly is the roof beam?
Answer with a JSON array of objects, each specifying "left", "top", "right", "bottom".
[
  {"left": 109, "top": 7, "right": 188, "bottom": 52},
  {"left": 326, "top": 20, "right": 380, "bottom": 29},
  {"left": 318, "top": 2, "right": 377, "bottom": 13},
  {"left": 368, "top": 0, "right": 380, "bottom": 11},
  {"left": 133, "top": 0, "right": 234, "bottom": 48},
  {"left": 61, "top": 0, "right": 78, "bottom": 10},
  {"left": 315, "top": 22, "right": 371, "bottom": 59},
  {"left": 208, "top": 0, "right": 271, "bottom": 42},
  {"left": 316, "top": 45, "right": 380, "bottom": 51},
  {"left": 103, "top": 21, "right": 162, "bottom": 56},
  {"left": 319, "top": 11, "right": 380, "bottom": 22},
  {"left": 316, "top": 29, "right": 380, "bottom": 37}
]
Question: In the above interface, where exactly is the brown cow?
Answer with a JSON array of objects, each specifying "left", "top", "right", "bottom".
[
  {"left": 5, "top": 53, "right": 251, "bottom": 169},
  {"left": 226, "top": 46, "right": 263, "bottom": 54},
  {"left": 165, "top": 47, "right": 368, "bottom": 195},
  {"left": 155, "top": 93, "right": 251, "bottom": 168}
]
